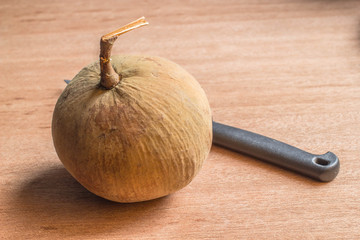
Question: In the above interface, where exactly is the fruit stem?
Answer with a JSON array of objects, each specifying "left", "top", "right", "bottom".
[{"left": 100, "top": 17, "right": 149, "bottom": 89}]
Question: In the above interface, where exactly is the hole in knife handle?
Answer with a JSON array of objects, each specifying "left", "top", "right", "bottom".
[{"left": 313, "top": 157, "right": 331, "bottom": 166}]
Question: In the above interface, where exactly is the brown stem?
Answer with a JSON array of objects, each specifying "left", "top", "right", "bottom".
[{"left": 100, "top": 17, "right": 149, "bottom": 89}]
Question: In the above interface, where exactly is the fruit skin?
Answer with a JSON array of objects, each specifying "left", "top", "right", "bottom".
[{"left": 52, "top": 55, "right": 212, "bottom": 203}]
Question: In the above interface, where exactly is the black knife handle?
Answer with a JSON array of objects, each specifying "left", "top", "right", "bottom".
[{"left": 212, "top": 121, "right": 339, "bottom": 182}]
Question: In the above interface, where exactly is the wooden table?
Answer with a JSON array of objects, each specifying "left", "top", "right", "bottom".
[{"left": 1, "top": 0, "right": 360, "bottom": 239}]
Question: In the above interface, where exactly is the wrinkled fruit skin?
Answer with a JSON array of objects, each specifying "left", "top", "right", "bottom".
[{"left": 52, "top": 55, "right": 212, "bottom": 203}]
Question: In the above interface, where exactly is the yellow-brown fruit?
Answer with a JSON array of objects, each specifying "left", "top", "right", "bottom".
[{"left": 51, "top": 17, "right": 212, "bottom": 203}]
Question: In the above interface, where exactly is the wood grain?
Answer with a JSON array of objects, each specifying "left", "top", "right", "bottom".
[{"left": 1, "top": 0, "right": 360, "bottom": 239}]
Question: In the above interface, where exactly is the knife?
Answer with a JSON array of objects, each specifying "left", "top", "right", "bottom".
[{"left": 64, "top": 80, "right": 339, "bottom": 182}]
